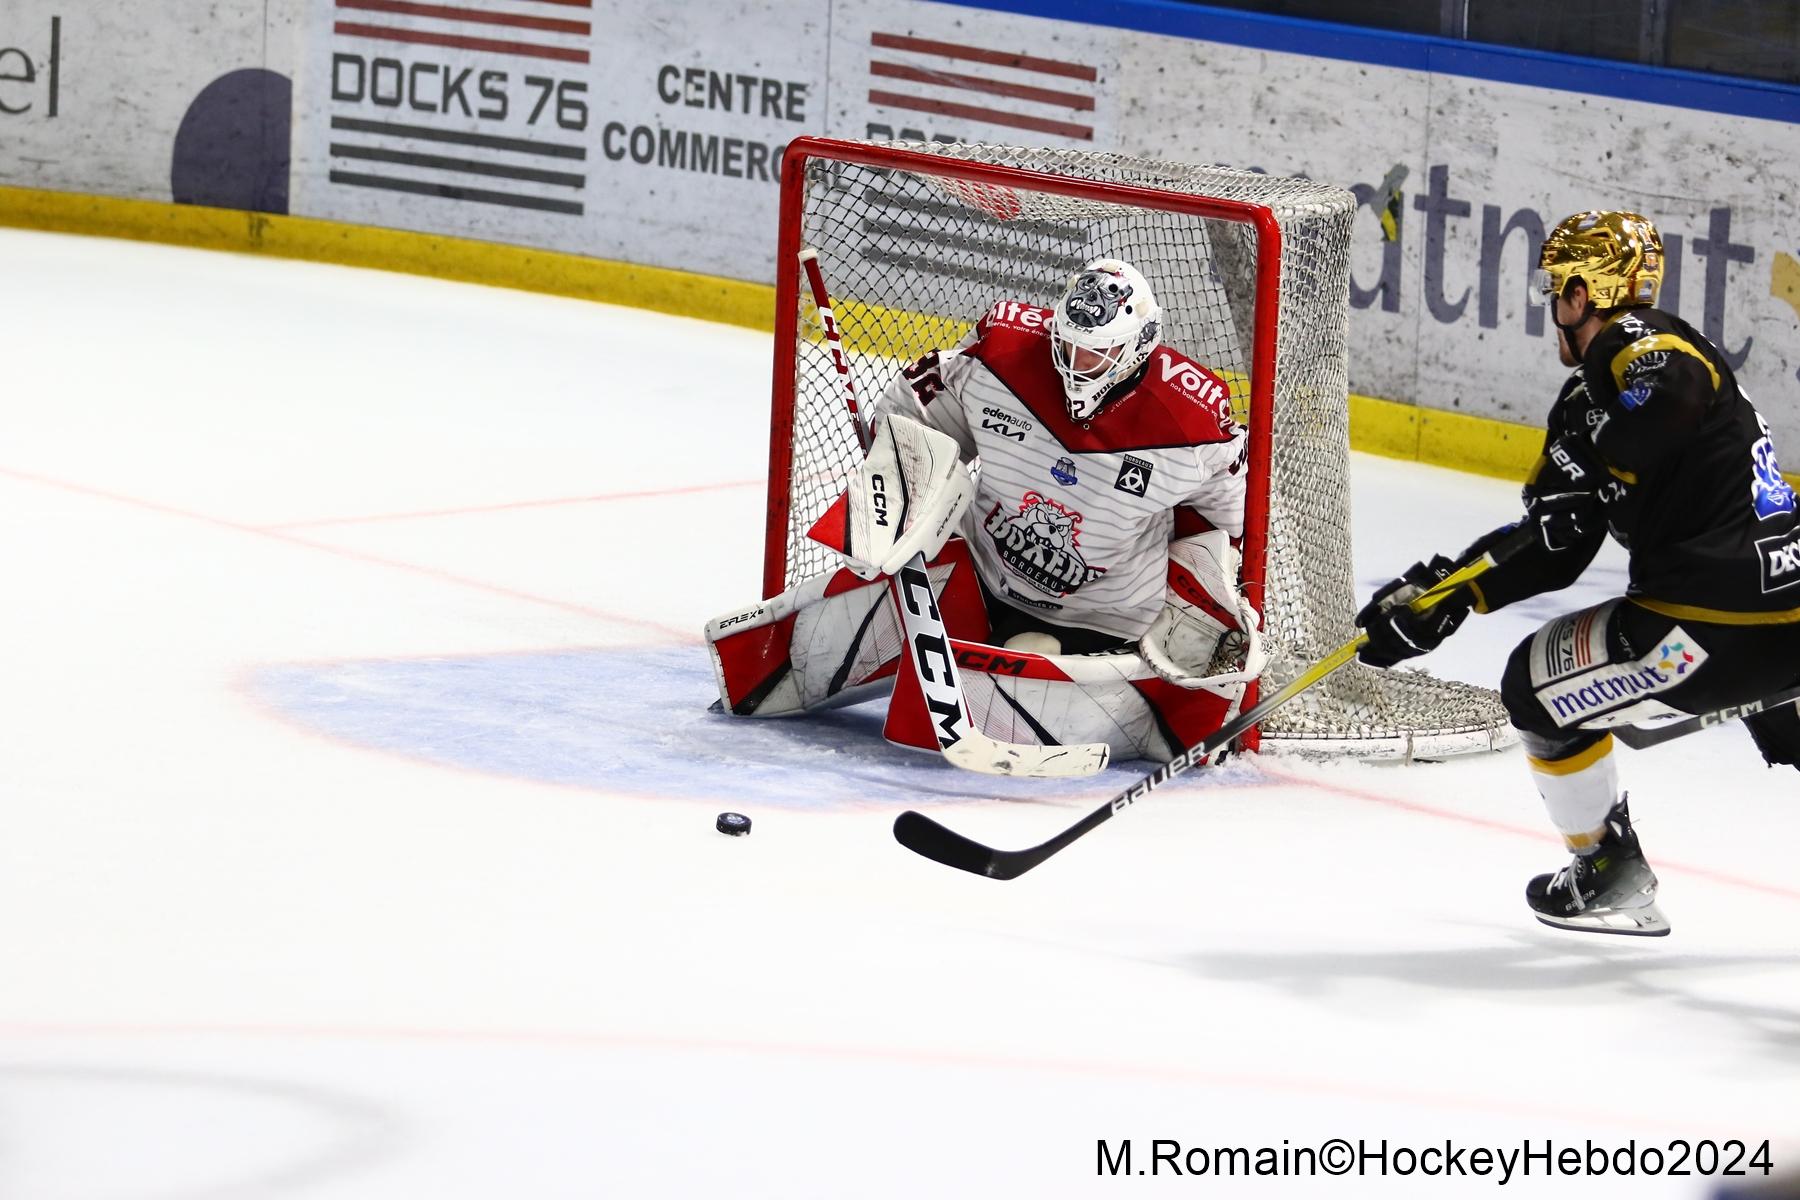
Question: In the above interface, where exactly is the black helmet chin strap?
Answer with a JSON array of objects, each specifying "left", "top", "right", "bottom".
[
  {"left": 1552, "top": 299, "right": 1594, "bottom": 335},
  {"left": 1550, "top": 277, "right": 1596, "bottom": 336}
]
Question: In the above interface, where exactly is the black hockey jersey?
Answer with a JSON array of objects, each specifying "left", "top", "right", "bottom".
[{"left": 1471, "top": 307, "right": 1800, "bottom": 621}]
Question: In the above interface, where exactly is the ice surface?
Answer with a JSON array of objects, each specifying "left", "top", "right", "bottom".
[{"left": 1, "top": 229, "right": 1796, "bottom": 1198}]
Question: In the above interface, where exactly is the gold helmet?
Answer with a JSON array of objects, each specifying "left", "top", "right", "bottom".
[{"left": 1535, "top": 210, "right": 1664, "bottom": 309}]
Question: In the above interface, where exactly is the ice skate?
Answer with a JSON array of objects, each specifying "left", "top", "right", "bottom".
[{"left": 1525, "top": 795, "right": 1670, "bottom": 936}]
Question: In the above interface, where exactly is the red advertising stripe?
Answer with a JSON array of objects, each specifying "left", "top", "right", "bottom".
[
  {"left": 867, "top": 90, "right": 1093, "bottom": 140},
  {"left": 335, "top": 21, "right": 588, "bottom": 62},
  {"left": 869, "top": 60, "right": 1093, "bottom": 110},
  {"left": 337, "top": 0, "right": 589, "bottom": 35},
  {"left": 871, "top": 32, "right": 1097, "bottom": 81}
]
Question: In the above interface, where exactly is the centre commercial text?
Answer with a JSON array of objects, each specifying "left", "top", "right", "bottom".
[{"left": 599, "top": 64, "right": 809, "bottom": 182}]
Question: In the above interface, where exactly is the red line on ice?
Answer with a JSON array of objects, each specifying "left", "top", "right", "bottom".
[
  {"left": 0, "top": 464, "right": 693, "bottom": 641},
  {"left": 263, "top": 478, "right": 765, "bottom": 531},
  {"left": 1265, "top": 764, "right": 1800, "bottom": 903}
]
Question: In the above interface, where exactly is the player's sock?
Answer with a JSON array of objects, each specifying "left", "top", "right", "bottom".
[{"left": 1525, "top": 732, "right": 1619, "bottom": 850}]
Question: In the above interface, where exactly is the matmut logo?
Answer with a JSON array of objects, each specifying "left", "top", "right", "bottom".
[{"left": 1541, "top": 632, "right": 1709, "bottom": 727}]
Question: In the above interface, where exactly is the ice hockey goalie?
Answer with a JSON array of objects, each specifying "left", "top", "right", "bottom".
[{"left": 705, "top": 257, "right": 1266, "bottom": 766}]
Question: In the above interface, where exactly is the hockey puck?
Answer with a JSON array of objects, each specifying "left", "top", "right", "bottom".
[{"left": 716, "top": 811, "right": 752, "bottom": 837}]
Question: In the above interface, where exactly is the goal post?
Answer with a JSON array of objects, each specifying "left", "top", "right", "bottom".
[{"left": 764, "top": 136, "right": 1512, "bottom": 760}]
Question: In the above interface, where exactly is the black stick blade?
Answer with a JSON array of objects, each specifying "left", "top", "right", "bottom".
[{"left": 893, "top": 810, "right": 1015, "bottom": 879}]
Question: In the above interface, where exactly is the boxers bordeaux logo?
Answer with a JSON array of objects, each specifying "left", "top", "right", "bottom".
[
  {"left": 982, "top": 492, "right": 1107, "bottom": 597},
  {"left": 1115, "top": 455, "right": 1153, "bottom": 497}
]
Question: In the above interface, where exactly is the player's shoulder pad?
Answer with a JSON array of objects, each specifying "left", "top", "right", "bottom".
[
  {"left": 1585, "top": 307, "right": 1722, "bottom": 404},
  {"left": 1130, "top": 346, "right": 1238, "bottom": 444},
  {"left": 972, "top": 299, "right": 1054, "bottom": 346}
]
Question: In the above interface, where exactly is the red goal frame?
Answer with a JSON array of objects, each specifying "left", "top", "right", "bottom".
[{"left": 763, "top": 136, "right": 1281, "bottom": 634}]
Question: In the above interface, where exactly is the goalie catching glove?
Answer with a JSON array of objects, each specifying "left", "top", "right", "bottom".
[
  {"left": 814, "top": 413, "right": 974, "bottom": 581},
  {"left": 1139, "top": 530, "right": 1266, "bottom": 693}
]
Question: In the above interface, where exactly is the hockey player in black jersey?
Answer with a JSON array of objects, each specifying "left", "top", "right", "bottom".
[{"left": 1355, "top": 210, "right": 1800, "bottom": 937}]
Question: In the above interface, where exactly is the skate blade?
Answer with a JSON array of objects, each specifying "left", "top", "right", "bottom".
[{"left": 1535, "top": 901, "right": 1671, "bottom": 937}]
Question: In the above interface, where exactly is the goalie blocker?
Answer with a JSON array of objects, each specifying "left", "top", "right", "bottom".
[{"left": 705, "top": 532, "right": 1261, "bottom": 765}]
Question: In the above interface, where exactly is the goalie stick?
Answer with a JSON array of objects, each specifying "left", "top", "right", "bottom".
[
  {"left": 1613, "top": 682, "right": 1800, "bottom": 750},
  {"left": 799, "top": 248, "right": 1110, "bottom": 779},
  {"left": 893, "top": 528, "right": 1537, "bottom": 878}
]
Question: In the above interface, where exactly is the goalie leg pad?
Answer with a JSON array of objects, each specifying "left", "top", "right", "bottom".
[
  {"left": 706, "top": 539, "right": 987, "bottom": 717},
  {"left": 884, "top": 642, "right": 1247, "bottom": 764}
]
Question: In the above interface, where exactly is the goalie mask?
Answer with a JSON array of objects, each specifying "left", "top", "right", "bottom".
[
  {"left": 1049, "top": 258, "right": 1162, "bottom": 421},
  {"left": 1535, "top": 210, "right": 1664, "bottom": 311}
]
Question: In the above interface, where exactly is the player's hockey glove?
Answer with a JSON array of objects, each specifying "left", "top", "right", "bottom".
[
  {"left": 1522, "top": 435, "right": 1604, "bottom": 552},
  {"left": 1354, "top": 556, "right": 1473, "bottom": 668}
]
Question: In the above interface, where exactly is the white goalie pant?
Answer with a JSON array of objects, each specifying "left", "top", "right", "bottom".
[{"left": 704, "top": 541, "right": 1250, "bottom": 764}]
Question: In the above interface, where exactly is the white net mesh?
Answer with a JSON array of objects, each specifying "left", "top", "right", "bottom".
[{"left": 772, "top": 140, "right": 1512, "bottom": 758}]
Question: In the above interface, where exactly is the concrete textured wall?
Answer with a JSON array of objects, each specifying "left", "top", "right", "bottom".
[{"left": 1, "top": 0, "right": 1795, "bottom": 450}]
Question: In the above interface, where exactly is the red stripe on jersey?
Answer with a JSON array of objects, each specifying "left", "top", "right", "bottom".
[{"left": 968, "top": 309, "right": 1238, "bottom": 453}]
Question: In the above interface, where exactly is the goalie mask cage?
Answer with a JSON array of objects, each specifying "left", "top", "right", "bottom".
[{"left": 765, "top": 137, "right": 1511, "bottom": 759}]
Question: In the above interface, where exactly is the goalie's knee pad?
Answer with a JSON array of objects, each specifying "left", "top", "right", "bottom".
[{"left": 704, "top": 539, "right": 987, "bottom": 717}]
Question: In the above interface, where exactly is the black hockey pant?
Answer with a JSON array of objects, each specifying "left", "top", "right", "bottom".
[{"left": 1500, "top": 597, "right": 1800, "bottom": 769}]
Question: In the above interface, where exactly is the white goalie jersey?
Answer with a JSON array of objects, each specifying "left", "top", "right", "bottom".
[{"left": 871, "top": 298, "right": 1249, "bottom": 641}]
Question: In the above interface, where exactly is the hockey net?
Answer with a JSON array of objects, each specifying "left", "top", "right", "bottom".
[{"left": 765, "top": 137, "right": 1511, "bottom": 759}]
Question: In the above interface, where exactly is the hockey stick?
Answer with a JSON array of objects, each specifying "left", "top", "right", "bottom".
[
  {"left": 1613, "top": 682, "right": 1800, "bottom": 750},
  {"left": 893, "top": 530, "right": 1535, "bottom": 878},
  {"left": 800, "top": 248, "right": 1110, "bottom": 778}
]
